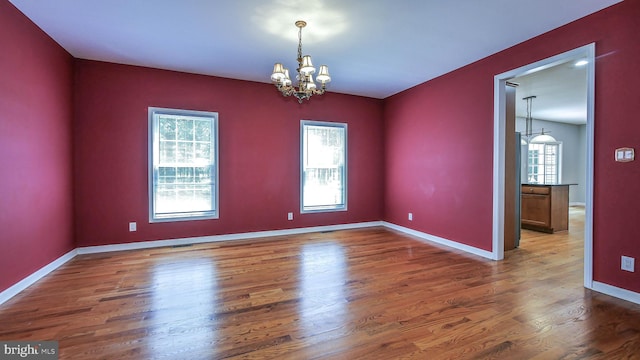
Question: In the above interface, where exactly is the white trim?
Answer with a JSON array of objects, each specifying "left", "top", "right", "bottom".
[
  {"left": 148, "top": 107, "right": 220, "bottom": 223},
  {"left": 569, "top": 202, "right": 586, "bottom": 207},
  {"left": 592, "top": 281, "right": 640, "bottom": 305},
  {"left": 300, "top": 120, "right": 348, "bottom": 214},
  {"left": 2, "top": 217, "right": 637, "bottom": 308},
  {"left": 383, "top": 222, "right": 495, "bottom": 260},
  {"left": 78, "top": 221, "right": 383, "bottom": 254},
  {"left": 583, "top": 43, "right": 596, "bottom": 289},
  {"left": 492, "top": 75, "right": 507, "bottom": 260},
  {"left": 0, "top": 249, "right": 77, "bottom": 305},
  {"left": 1, "top": 222, "right": 382, "bottom": 304},
  {"left": 492, "top": 44, "right": 596, "bottom": 286}
]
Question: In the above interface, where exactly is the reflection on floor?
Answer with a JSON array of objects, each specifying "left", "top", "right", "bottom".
[
  {"left": 2, "top": 205, "right": 639, "bottom": 359},
  {"left": 519, "top": 205, "right": 585, "bottom": 248}
]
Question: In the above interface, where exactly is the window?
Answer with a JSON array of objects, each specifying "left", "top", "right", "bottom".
[
  {"left": 149, "top": 107, "right": 218, "bottom": 222},
  {"left": 301, "top": 121, "right": 347, "bottom": 212},
  {"left": 527, "top": 142, "right": 561, "bottom": 184}
]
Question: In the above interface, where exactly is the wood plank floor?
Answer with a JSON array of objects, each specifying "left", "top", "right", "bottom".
[{"left": 1, "top": 207, "right": 639, "bottom": 359}]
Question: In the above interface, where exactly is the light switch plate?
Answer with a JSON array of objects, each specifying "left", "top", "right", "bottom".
[{"left": 615, "top": 147, "right": 634, "bottom": 162}]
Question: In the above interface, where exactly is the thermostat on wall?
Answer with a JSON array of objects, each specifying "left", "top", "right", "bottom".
[{"left": 615, "top": 147, "right": 634, "bottom": 162}]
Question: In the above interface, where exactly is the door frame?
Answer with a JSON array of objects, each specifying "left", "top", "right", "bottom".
[{"left": 491, "top": 43, "right": 595, "bottom": 289}]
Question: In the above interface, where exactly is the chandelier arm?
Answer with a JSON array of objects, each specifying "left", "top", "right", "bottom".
[{"left": 280, "top": 86, "right": 295, "bottom": 97}]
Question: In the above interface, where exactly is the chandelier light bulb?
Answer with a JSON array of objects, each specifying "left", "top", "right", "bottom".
[
  {"left": 282, "top": 68, "right": 292, "bottom": 86},
  {"left": 300, "top": 55, "right": 315, "bottom": 75},
  {"left": 306, "top": 75, "right": 317, "bottom": 90},
  {"left": 271, "top": 63, "right": 285, "bottom": 82},
  {"left": 316, "top": 65, "right": 331, "bottom": 83}
]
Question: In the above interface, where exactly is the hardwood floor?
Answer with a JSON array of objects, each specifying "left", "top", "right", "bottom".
[{"left": 1, "top": 208, "right": 639, "bottom": 359}]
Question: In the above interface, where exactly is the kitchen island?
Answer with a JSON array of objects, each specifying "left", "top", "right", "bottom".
[{"left": 521, "top": 184, "right": 573, "bottom": 233}]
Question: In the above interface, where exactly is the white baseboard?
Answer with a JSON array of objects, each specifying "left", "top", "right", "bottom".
[
  {"left": 592, "top": 281, "right": 640, "bottom": 305},
  {"left": 2, "top": 222, "right": 383, "bottom": 304},
  {"left": 382, "top": 222, "right": 495, "bottom": 260},
  {"left": 3, "top": 222, "right": 638, "bottom": 308},
  {"left": 0, "top": 249, "right": 77, "bottom": 305},
  {"left": 77, "top": 221, "right": 384, "bottom": 254}
]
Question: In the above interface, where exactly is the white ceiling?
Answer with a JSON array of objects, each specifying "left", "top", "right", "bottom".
[
  {"left": 513, "top": 59, "right": 588, "bottom": 125},
  {"left": 9, "top": 0, "right": 619, "bottom": 120}
]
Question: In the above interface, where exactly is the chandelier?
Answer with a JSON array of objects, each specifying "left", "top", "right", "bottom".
[{"left": 270, "top": 20, "right": 331, "bottom": 103}]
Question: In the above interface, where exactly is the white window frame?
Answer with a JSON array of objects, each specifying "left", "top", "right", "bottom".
[
  {"left": 148, "top": 107, "right": 219, "bottom": 222},
  {"left": 300, "top": 120, "right": 347, "bottom": 213},
  {"left": 527, "top": 141, "right": 562, "bottom": 185}
]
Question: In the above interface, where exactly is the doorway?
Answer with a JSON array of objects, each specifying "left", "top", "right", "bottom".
[{"left": 491, "top": 44, "right": 595, "bottom": 289}]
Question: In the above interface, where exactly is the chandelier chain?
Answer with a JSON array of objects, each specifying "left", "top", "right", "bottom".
[{"left": 297, "top": 25, "right": 303, "bottom": 65}]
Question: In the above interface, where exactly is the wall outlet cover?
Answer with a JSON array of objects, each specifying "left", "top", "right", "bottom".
[{"left": 621, "top": 256, "right": 635, "bottom": 272}]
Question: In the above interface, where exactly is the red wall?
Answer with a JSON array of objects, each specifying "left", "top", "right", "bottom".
[
  {"left": 73, "top": 60, "right": 384, "bottom": 247},
  {"left": 384, "top": 65, "right": 494, "bottom": 250},
  {"left": 384, "top": 0, "right": 640, "bottom": 292},
  {"left": 0, "top": 1, "right": 75, "bottom": 292},
  {"left": 2, "top": 0, "right": 638, "bottom": 297}
]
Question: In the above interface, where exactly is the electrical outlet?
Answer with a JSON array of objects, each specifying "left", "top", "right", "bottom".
[
  {"left": 408, "top": 213, "right": 413, "bottom": 221},
  {"left": 129, "top": 222, "right": 137, "bottom": 232},
  {"left": 621, "top": 256, "right": 635, "bottom": 272},
  {"left": 287, "top": 212, "right": 293, "bottom": 221}
]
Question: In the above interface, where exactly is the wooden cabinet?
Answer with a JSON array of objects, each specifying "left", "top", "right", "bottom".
[{"left": 521, "top": 184, "right": 569, "bottom": 233}]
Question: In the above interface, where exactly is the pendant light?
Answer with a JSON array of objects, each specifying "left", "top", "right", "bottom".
[
  {"left": 523, "top": 95, "right": 556, "bottom": 144},
  {"left": 530, "top": 128, "right": 556, "bottom": 143}
]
